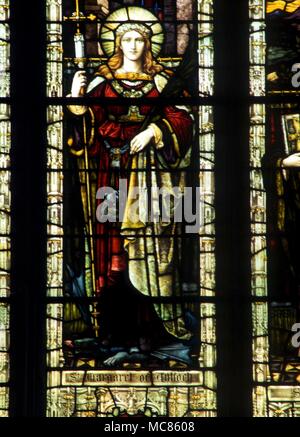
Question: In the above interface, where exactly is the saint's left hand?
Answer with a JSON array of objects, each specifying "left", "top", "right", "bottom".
[{"left": 130, "top": 128, "right": 154, "bottom": 154}]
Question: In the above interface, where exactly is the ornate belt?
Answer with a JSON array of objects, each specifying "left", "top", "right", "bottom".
[{"left": 108, "top": 105, "right": 146, "bottom": 123}]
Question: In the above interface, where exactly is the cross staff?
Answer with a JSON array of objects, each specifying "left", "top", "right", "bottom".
[{"left": 65, "top": 0, "right": 99, "bottom": 337}]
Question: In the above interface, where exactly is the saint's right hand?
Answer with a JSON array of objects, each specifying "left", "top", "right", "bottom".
[
  {"left": 71, "top": 70, "right": 87, "bottom": 97},
  {"left": 282, "top": 152, "right": 300, "bottom": 168}
]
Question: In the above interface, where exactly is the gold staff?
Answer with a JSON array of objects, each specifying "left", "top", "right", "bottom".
[{"left": 83, "top": 116, "right": 99, "bottom": 338}]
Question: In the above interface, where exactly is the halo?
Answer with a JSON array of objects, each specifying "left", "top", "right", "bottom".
[{"left": 100, "top": 6, "right": 164, "bottom": 58}]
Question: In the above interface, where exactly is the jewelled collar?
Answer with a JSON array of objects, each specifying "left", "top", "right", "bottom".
[{"left": 110, "top": 79, "right": 155, "bottom": 98}]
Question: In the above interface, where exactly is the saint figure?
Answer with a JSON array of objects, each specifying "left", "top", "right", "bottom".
[{"left": 66, "top": 6, "right": 196, "bottom": 366}]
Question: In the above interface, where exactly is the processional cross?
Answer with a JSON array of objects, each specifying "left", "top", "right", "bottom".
[{"left": 64, "top": 0, "right": 100, "bottom": 337}]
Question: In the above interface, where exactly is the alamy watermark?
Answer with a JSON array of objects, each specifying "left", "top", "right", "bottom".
[
  {"left": 291, "top": 323, "right": 300, "bottom": 348},
  {"left": 291, "top": 63, "right": 300, "bottom": 87},
  {"left": 95, "top": 178, "right": 204, "bottom": 233}
]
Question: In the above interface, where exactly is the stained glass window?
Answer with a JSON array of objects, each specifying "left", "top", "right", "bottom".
[
  {"left": 0, "top": 0, "right": 10, "bottom": 417},
  {"left": 46, "top": 0, "right": 216, "bottom": 417},
  {"left": 251, "top": 0, "right": 300, "bottom": 416},
  {"left": 7, "top": 0, "right": 298, "bottom": 419}
]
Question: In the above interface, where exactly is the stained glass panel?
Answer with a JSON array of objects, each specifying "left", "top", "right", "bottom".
[
  {"left": 46, "top": 0, "right": 216, "bottom": 417},
  {"left": 0, "top": 0, "right": 10, "bottom": 417}
]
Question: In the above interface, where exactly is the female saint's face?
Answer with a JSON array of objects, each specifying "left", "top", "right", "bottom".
[{"left": 120, "top": 30, "right": 145, "bottom": 62}]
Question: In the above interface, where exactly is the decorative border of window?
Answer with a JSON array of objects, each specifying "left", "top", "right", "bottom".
[
  {"left": 0, "top": 0, "right": 10, "bottom": 417},
  {"left": 198, "top": 0, "right": 216, "bottom": 416},
  {"left": 249, "top": 0, "right": 270, "bottom": 417},
  {"left": 46, "top": 0, "right": 217, "bottom": 417}
]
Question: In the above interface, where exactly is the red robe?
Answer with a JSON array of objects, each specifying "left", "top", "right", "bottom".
[{"left": 85, "top": 73, "right": 193, "bottom": 292}]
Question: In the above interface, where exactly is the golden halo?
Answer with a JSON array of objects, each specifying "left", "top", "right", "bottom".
[{"left": 100, "top": 6, "right": 164, "bottom": 58}]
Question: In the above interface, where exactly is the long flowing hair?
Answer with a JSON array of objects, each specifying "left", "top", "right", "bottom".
[{"left": 98, "top": 33, "right": 163, "bottom": 77}]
